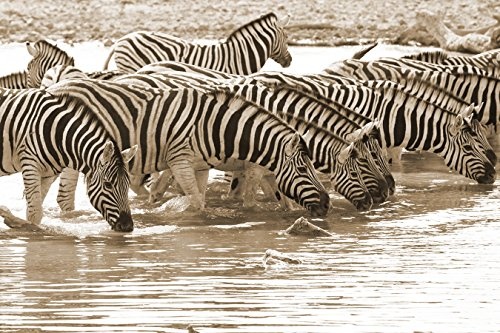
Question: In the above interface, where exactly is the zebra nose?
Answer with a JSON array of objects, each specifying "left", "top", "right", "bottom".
[
  {"left": 477, "top": 162, "right": 496, "bottom": 184},
  {"left": 354, "top": 193, "right": 373, "bottom": 211},
  {"left": 370, "top": 179, "right": 390, "bottom": 204},
  {"left": 386, "top": 175, "right": 396, "bottom": 196},
  {"left": 309, "top": 191, "right": 330, "bottom": 217},
  {"left": 113, "top": 212, "right": 134, "bottom": 232}
]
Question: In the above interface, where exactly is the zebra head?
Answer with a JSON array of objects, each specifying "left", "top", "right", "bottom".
[
  {"left": 349, "top": 136, "right": 390, "bottom": 204},
  {"left": 275, "top": 133, "right": 329, "bottom": 217},
  {"left": 465, "top": 103, "right": 497, "bottom": 166},
  {"left": 86, "top": 141, "right": 137, "bottom": 232},
  {"left": 445, "top": 110, "right": 496, "bottom": 184},
  {"left": 330, "top": 143, "right": 374, "bottom": 211},
  {"left": 347, "top": 122, "right": 396, "bottom": 196},
  {"left": 269, "top": 14, "right": 292, "bottom": 68},
  {"left": 26, "top": 40, "right": 75, "bottom": 88}
]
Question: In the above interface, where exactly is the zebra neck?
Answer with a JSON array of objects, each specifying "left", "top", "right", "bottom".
[{"left": 222, "top": 36, "right": 270, "bottom": 75}]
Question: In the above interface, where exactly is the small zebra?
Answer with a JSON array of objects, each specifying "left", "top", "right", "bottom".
[
  {"left": 47, "top": 79, "right": 330, "bottom": 216},
  {"left": 26, "top": 40, "right": 75, "bottom": 88},
  {"left": 0, "top": 71, "right": 29, "bottom": 89},
  {"left": 103, "top": 12, "right": 292, "bottom": 74},
  {"left": 0, "top": 88, "right": 136, "bottom": 231}
]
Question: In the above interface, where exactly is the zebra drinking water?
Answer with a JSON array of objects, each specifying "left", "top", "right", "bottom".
[
  {"left": 46, "top": 79, "right": 330, "bottom": 216},
  {"left": 0, "top": 88, "right": 136, "bottom": 231}
]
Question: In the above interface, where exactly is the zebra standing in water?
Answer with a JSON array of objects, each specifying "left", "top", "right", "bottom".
[
  {"left": 103, "top": 12, "right": 292, "bottom": 74},
  {"left": 0, "top": 88, "right": 136, "bottom": 231},
  {"left": 46, "top": 79, "right": 330, "bottom": 216}
]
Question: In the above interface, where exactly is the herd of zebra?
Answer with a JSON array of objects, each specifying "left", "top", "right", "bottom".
[{"left": 0, "top": 12, "right": 498, "bottom": 232}]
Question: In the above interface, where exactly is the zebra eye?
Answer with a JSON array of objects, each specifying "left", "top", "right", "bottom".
[
  {"left": 463, "top": 144, "right": 473, "bottom": 152},
  {"left": 103, "top": 181, "right": 113, "bottom": 190},
  {"left": 297, "top": 166, "right": 308, "bottom": 174},
  {"left": 350, "top": 171, "right": 358, "bottom": 178}
]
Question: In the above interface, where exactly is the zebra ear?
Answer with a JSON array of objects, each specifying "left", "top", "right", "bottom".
[
  {"left": 450, "top": 114, "right": 464, "bottom": 136},
  {"left": 345, "top": 128, "right": 362, "bottom": 143},
  {"left": 285, "top": 133, "right": 301, "bottom": 156},
  {"left": 337, "top": 143, "right": 354, "bottom": 164},
  {"left": 473, "top": 102, "right": 484, "bottom": 118},
  {"left": 121, "top": 145, "right": 138, "bottom": 163},
  {"left": 461, "top": 104, "right": 475, "bottom": 119},
  {"left": 279, "top": 14, "right": 291, "bottom": 27},
  {"left": 26, "top": 42, "right": 38, "bottom": 57},
  {"left": 100, "top": 141, "right": 115, "bottom": 165}
]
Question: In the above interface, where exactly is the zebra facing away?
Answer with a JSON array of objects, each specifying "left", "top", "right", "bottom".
[
  {"left": 46, "top": 79, "right": 330, "bottom": 217},
  {"left": 0, "top": 88, "right": 136, "bottom": 232},
  {"left": 26, "top": 40, "right": 75, "bottom": 88},
  {"left": 103, "top": 12, "right": 292, "bottom": 74}
]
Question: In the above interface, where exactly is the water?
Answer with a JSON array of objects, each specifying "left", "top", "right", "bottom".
[{"left": 0, "top": 43, "right": 499, "bottom": 333}]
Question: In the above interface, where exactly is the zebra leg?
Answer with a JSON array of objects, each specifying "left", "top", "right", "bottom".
[
  {"left": 241, "top": 165, "right": 266, "bottom": 208},
  {"left": 40, "top": 175, "right": 58, "bottom": 202},
  {"left": 260, "top": 174, "right": 296, "bottom": 210},
  {"left": 56, "top": 168, "right": 79, "bottom": 212},
  {"left": 21, "top": 168, "right": 44, "bottom": 224},
  {"left": 149, "top": 171, "right": 175, "bottom": 203},
  {"left": 195, "top": 169, "right": 209, "bottom": 203},
  {"left": 168, "top": 160, "right": 204, "bottom": 210},
  {"left": 226, "top": 171, "right": 245, "bottom": 200},
  {"left": 130, "top": 174, "right": 150, "bottom": 196},
  {"left": 385, "top": 147, "right": 403, "bottom": 165}
]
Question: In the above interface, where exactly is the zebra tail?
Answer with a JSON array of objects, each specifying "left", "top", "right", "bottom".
[{"left": 102, "top": 45, "right": 115, "bottom": 70}]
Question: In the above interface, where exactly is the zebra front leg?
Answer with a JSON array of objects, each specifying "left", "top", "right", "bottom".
[
  {"left": 169, "top": 160, "right": 204, "bottom": 210},
  {"left": 21, "top": 168, "right": 44, "bottom": 224},
  {"left": 260, "top": 174, "right": 296, "bottom": 210},
  {"left": 40, "top": 175, "right": 59, "bottom": 202},
  {"left": 56, "top": 168, "right": 79, "bottom": 212},
  {"left": 195, "top": 169, "right": 209, "bottom": 204}
]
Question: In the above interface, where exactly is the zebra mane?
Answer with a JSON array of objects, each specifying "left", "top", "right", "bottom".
[
  {"left": 226, "top": 12, "right": 278, "bottom": 41},
  {"left": 363, "top": 79, "right": 469, "bottom": 118},
  {"left": 0, "top": 70, "right": 29, "bottom": 89},
  {"left": 51, "top": 91, "right": 122, "bottom": 153},
  {"left": 397, "top": 70, "right": 476, "bottom": 106},
  {"left": 270, "top": 82, "right": 373, "bottom": 124},
  {"left": 401, "top": 50, "right": 449, "bottom": 63},
  {"left": 31, "top": 39, "right": 75, "bottom": 64},
  {"left": 211, "top": 85, "right": 349, "bottom": 144}
]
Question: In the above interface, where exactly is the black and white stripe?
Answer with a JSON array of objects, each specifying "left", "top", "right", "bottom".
[
  {"left": 104, "top": 12, "right": 292, "bottom": 74},
  {"left": 0, "top": 88, "right": 135, "bottom": 231}
]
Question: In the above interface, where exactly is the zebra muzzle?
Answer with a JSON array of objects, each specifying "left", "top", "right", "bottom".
[{"left": 113, "top": 211, "right": 134, "bottom": 232}]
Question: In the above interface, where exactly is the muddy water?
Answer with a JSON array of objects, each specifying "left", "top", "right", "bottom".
[{"left": 0, "top": 44, "right": 499, "bottom": 333}]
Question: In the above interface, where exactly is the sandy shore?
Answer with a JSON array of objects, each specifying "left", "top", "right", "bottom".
[{"left": 0, "top": 0, "right": 498, "bottom": 47}]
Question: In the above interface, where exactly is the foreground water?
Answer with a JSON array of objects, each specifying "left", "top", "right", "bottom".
[{"left": 0, "top": 43, "right": 499, "bottom": 333}]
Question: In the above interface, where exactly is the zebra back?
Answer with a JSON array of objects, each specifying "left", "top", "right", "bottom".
[
  {"left": 0, "top": 71, "right": 29, "bottom": 89},
  {"left": 107, "top": 12, "right": 291, "bottom": 74}
]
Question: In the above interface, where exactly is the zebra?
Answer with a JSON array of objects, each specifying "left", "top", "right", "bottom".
[
  {"left": 217, "top": 82, "right": 391, "bottom": 204},
  {"left": 323, "top": 59, "right": 500, "bottom": 138},
  {"left": 46, "top": 79, "right": 330, "bottom": 216},
  {"left": 26, "top": 40, "right": 76, "bottom": 88},
  {"left": 103, "top": 12, "right": 292, "bottom": 74},
  {"left": 314, "top": 79, "right": 496, "bottom": 184},
  {"left": 0, "top": 88, "right": 136, "bottom": 231},
  {"left": 40, "top": 64, "right": 395, "bottom": 205},
  {"left": 0, "top": 71, "right": 29, "bottom": 89}
]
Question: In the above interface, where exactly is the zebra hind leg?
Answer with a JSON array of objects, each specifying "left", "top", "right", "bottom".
[{"left": 21, "top": 168, "right": 44, "bottom": 224}]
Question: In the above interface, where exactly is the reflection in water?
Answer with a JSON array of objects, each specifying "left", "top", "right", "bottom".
[{"left": 0, "top": 45, "right": 499, "bottom": 333}]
